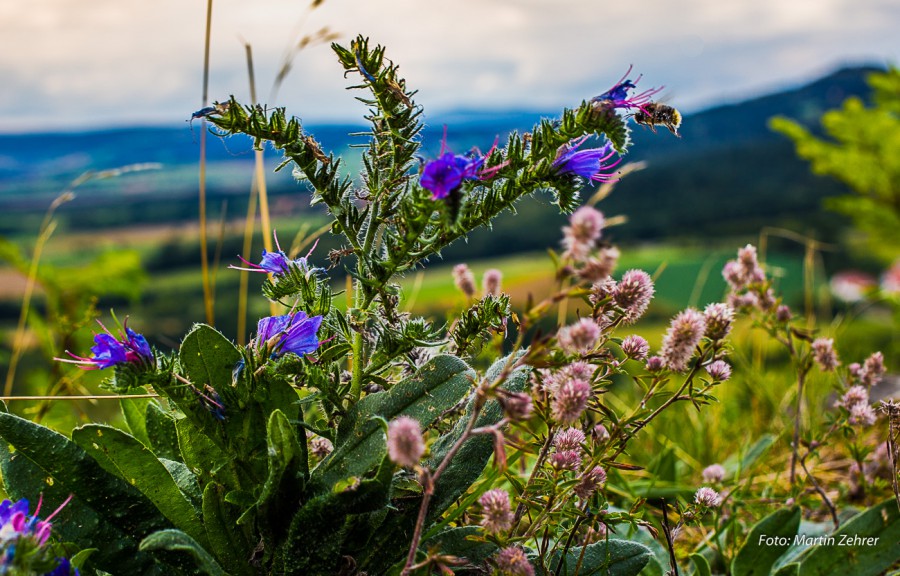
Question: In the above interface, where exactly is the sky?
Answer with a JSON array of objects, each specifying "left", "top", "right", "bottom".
[{"left": 1, "top": 0, "right": 899, "bottom": 133}]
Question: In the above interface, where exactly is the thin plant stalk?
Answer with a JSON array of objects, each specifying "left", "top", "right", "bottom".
[
  {"left": 1, "top": 394, "right": 159, "bottom": 401},
  {"left": 198, "top": 0, "right": 216, "bottom": 325},
  {"left": 4, "top": 192, "right": 73, "bottom": 397},
  {"left": 238, "top": 178, "right": 259, "bottom": 345}
]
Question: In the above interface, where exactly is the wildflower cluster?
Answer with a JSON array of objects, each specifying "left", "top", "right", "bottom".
[{"left": 0, "top": 496, "right": 76, "bottom": 575}]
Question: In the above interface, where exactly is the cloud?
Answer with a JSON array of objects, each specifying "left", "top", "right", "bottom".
[{"left": 0, "top": 0, "right": 898, "bottom": 131}]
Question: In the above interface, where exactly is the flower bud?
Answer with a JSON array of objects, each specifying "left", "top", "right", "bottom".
[{"left": 387, "top": 416, "right": 425, "bottom": 468}]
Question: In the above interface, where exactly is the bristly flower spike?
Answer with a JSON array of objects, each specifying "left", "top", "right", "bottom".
[
  {"left": 420, "top": 126, "right": 507, "bottom": 200},
  {"left": 58, "top": 318, "right": 154, "bottom": 370},
  {"left": 551, "top": 136, "right": 621, "bottom": 184},
  {"left": 591, "top": 65, "right": 663, "bottom": 112}
]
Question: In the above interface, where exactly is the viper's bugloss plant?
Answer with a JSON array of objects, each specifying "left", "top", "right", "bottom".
[{"left": 2, "top": 35, "right": 894, "bottom": 576}]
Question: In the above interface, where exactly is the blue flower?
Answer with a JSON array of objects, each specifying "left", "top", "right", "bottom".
[
  {"left": 551, "top": 137, "right": 620, "bottom": 183},
  {"left": 420, "top": 128, "right": 506, "bottom": 200},
  {"left": 256, "top": 311, "right": 323, "bottom": 358},
  {"left": 45, "top": 557, "right": 79, "bottom": 576},
  {"left": 591, "top": 66, "right": 662, "bottom": 111},
  {"left": 231, "top": 231, "right": 320, "bottom": 277},
  {"left": 59, "top": 321, "right": 154, "bottom": 371}
]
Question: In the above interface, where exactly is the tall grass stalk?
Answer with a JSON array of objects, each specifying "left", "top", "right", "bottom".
[{"left": 198, "top": 0, "right": 215, "bottom": 325}]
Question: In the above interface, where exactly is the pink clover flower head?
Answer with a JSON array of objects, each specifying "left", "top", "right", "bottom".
[
  {"left": 552, "top": 138, "right": 620, "bottom": 184},
  {"left": 837, "top": 385, "right": 869, "bottom": 409},
  {"left": 703, "top": 303, "right": 734, "bottom": 341},
  {"left": 549, "top": 450, "right": 582, "bottom": 471},
  {"left": 452, "top": 264, "right": 477, "bottom": 298},
  {"left": 694, "top": 486, "right": 722, "bottom": 508},
  {"left": 557, "top": 317, "right": 601, "bottom": 355},
  {"left": 494, "top": 546, "right": 535, "bottom": 576},
  {"left": 593, "top": 423, "right": 611, "bottom": 442},
  {"left": 702, "top": 464, "right": 726, "bottom": 483},
  {"left": 861, "top": 352, "right": 886, "bottom": 387},
  {"left": 482, "top": 268, "right": 503, "bottom": 296},
  {"left": 578, "top": 246, "right": 620, "bottom": 282},
  {"left": 499, "top": 391, "right": 534, "bottom": 422},
  {"left": 574, "top": 466, "right": 607, "bottom": 500},
  {"left": 564, "top": 362, "right": 596, "bottom": 382},
  {"left": 661, "top": 308, "right": 707, "bottom": 372},
  {"left": 776, "top": 304, "right": 793, "bottom": 323},
  {"left": 591, "top": 65, "right": 663, "bottom": 111},
  {"left": 811, "top": 338, "right": 840, "bottom": 372},
  {"left": 849, "top": 403, "right": 877, "bottom": 427},
  {"left": 645, "top": 355, "right": 665, "bottom": 373},
  {"left": 613, "top": 270, "right": 655, "bottom": 324},
  {"left": 551, "top": 378, "right": 592, "bottom": 424},
  {"left": 553, "top": 427, "right": 587, "bottom": 452},
  {"left": 479, "top": 489, "right": 514, "bottom": 535},
  {"left": 706, "top": 360, "right": 732, "bottom": 382},
  {"left": 567, "top": 206, "right": 606, "bottom": 243},
  {"left": 722, "top": 244, "right": 766, "bottom": 291},
  {"left": 621, "top": 334, "right": 650, "bottom": 361},
  {"left": 387, "top": 416, "right": 425, "bottom": 468},
  {"left": 60, "top": 320, "right": 154, "bottom": 371},
  {"left": 256, "top": 311, "right": 323, "bottom": 358}
]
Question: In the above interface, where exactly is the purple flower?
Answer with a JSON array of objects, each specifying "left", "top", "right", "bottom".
[
  {"left": 621, "top": 335, "right": 650, "bottom": 361},
  {"left": 574, "top": 466, "right": 607, "bottom": 500},
  {"left": 557, "top": 318, "right": 601, "bottom": 355},
  {"left": 591, "top": 66, "right": 663, "bottom": 111},
  {"left": 812, "top": 338, "right": 840, "bottom": 372},
  {"left": 549, "top": 450, "right": 581, "bottom": 471},
  {"left": 551, "top": 377, "right": 592, "bottom": 424},
  {"left": 551, "top": 137, "right": 620, "bottom": 183},
  {"left": 614, "top": 270, "right": 655, "bottom": 324},
  {"left": 420, "top": 129, "right": 505, "bottom": 200},
  {"left": 661, "top": 308, "right": 707, "bottom": 372},
  {"left": 45, "top": 558, "right": 78, "bottom": 576},
  {"left": 702, "top": 464, "right": 726, "bottom": 483},
  {"left": 256, "top": 311, "right": 323, "bottom": 358},
  {"left": 706, "top": 360, "right": 732, "bottom": 382},
  {"left": 0, "top": 495, "right": 73, "bottom": 567},
  {"left": 553, "top": 427, "right": 586, "bottom": 452},
  {"left": 231, "top": 231, "right": 319, "bottom": 277},
  {"left": 494, "top": 546, "right": 534, "bottom": 576},
  {"left": 59, "top": 320, "right": 154, "bottom": 371},
  {"left": 694, "top": 486, "right": 722, "bottom": 508}
]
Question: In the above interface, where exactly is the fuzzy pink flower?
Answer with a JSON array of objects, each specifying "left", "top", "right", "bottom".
[
  {"left": 568, "top": 206, "right": 606, "bottom": 243},
  {"left": 452, "top": 264, "right": 476, "bottom": 298},
  {"left": 387, "top": 416, "right": 425, "bottom": 468},
  {"left": 702, "top": 464, "right": 726, "bottom": 483},
  {"left": 861, "top": 352, "right": 886, "bottom": 387},
  {"left": 574, "top": 466, "right": 607, "bottom": 499},
  {"left": 812, "top": 338, "right": 840, "bottom": 372},
  {"left": 837, "top": 385, "right": 869, "bottom": 409},
  {"left": 776, "top": 305, "right": 793, "bottom": 323},
  {"left": 645, "top": 356, "right": 665, "bottom": 373},
  {"left": 499, "top": 391, "right": 534, "bottom": 422},
  {"left": 551, "top": 378, "right": 592, "bottom": 424},
  {"left": 479, "top": 489, "right": 514, "bottom": 535},
  {"left": 565, "top": 362, "right": 596, "bottom": 382},
  {"left": 553, "top": 427, "right": 586, "bottom": 451},
  {"left": 706, "top": 360, "right": 732, "bottom": 382},
  {"left": 549, "top": 450, "right": 582, "bottom": 471},
  {"left": 613, "top": 270, "right": 655, "bottom": 324},
  {"left": 661, "top": 308, "right": 707, "bottom": 372},
  {"left": 694, "top": 486, "right": 722, "bottom": 508},
  {"left": 621, "top": 335, "right": 650, "bottom": 361},
  {"left": 849, "top": 403, "right": 877, "bottom": 427},
  {"left": 482, "top": 268, "right": 503, "bottom": 296},
  {"left": 494, "top": 546, "right": 534, "bottom": 576},
  {"left": 703, "top": 303, "right": 734, "bottom": 341},
  {"left": 590, "top": 277, "right": 618, "bottom": 306},
  {"left": 557, "top": 318, "right": 601, "bottom": 355},
  {"left": 579, "top": 246, "right": 619, "bottom": 282},
  {"left": 722, "top": 244, "right": 766, "bottom": 290}
]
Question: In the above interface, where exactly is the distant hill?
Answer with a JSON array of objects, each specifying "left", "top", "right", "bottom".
[{"left": 0, "top": 65, "right": 882, "bottom": 250}]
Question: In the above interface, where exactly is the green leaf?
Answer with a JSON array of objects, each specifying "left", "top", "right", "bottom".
[
  {"left": 175, "top": 417, "right": 238, "bottom": 490},
  {"left": 690, "top": 553, "right": 712, "bottom": 576},
  {"left": 179, "top": 324, "right": 244, "bottom": 392},
  {"left": 160, "top": 458, "right": 203, "bottom": 511},
  {"left": 202, "top": 483, "right": 253, "bottom": 575},
  {"left": 774, "top": 565, "right": 800, "bottom": 576},
  {"left": 146, "top": 401, "right": 182, "bottom": 461},
  {"left": 723, "top": 434, "right": 776, "bottom": 477},
  {"left": 797, "top": 500, "right": 900, "bottom": 576},
  {"left": 72, "top": 424, "right": 209, "bottom": 549},
  {"left": 427, "top": 352, "right": 531, "bottom": 522},
  {"left": 423, "top": 526, "right": 498, "bottom": 566},
  {"left": 0, "top": 412, "right": 169, "bottom": 572},
  {"left": 732, "top": 507, "right": 801, "bottom": 576},
  {"left": 140, "top": 529, "right": 228, "bottom": 576},
  {"left": 311, "top": 354, "right": 475, "bottom": 491},
  {"left": 542, "top": 539, "right": 653, "bottom": 576},
  {"left": 120, "top": 394, "right": 151, "bottom": 446}
]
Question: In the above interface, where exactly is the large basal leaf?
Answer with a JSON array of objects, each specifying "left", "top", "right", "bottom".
[
  {"left": 176, "top": 417, "right": 238, "bottom": 491},
  {"left": 797, "top": 500, "right": 900, "bottom": 576},
  {"left": 731, "top": 507, "right": 801, "bottom": 576},
  {"left": 542, "top": 539, "right": 653, "bottom": 576},
  {"left": 71, "top": 424, "right": 209, "bottom": 549},
  {"left": 426, "top": 352, "right": 531, "bottom": 522},
  {"left": 358, "top": 353, "right": 530, "bottom": 575},
  {"left": 146, "top": 401, "right": 182, "bottom": 461},
  {"left": 140, "top": 529, "right": 227, "bottom": 576},
  {"left": 311, "top": 354, "right": 475, "bottom": 490},
  {"left": 0, "top": 411, "right": 170, "bottom": 572},
  {"left": 202, "top": 482, "right": 254, "bottom": 575},
  {"left": 120, "top": 393, "right": 152, "bottom": 446}
]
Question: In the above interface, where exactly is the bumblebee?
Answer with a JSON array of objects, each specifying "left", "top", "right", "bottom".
[{"left": 633, "top": 102, "right": 682, "bottom": 137}]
